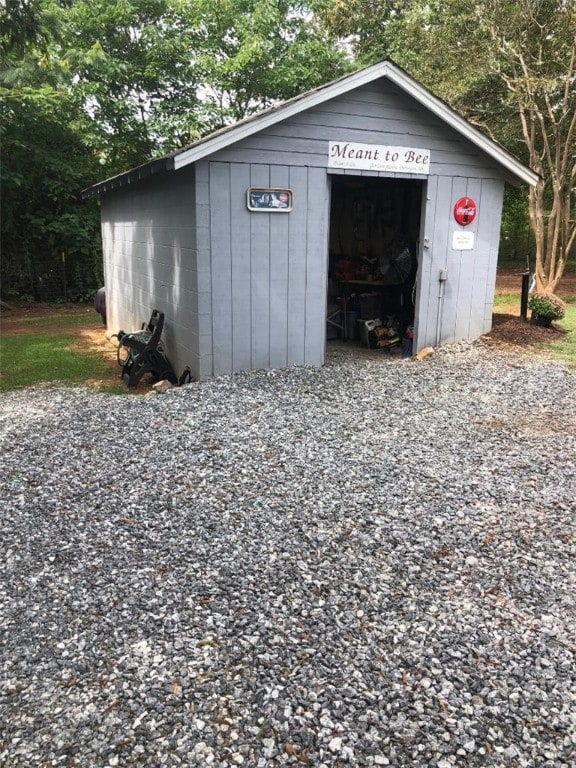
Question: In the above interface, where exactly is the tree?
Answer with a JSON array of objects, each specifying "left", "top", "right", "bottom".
[
  {"left": 177, "top": 0, "right": 350, "bottom": 128},
  {"left": 52, "top": 0, "right": 203, "bottom": 172},
  {"left": 317, "top": 0, "right": 576, "bottom": 292},
  {"left": 1, "top": 0, "right": 349, "bottom": 301},
  {"left": 1, "top": 0, "right": 103, "bottom": 301},
  {"left": 56, "top": 0, "right": 348, "bottom": 168},
  {"left": 473, "top": 0, "right": 575, "bottom": 292}
]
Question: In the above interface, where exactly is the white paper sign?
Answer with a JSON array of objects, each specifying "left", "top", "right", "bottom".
[
  {"left": 452, "top": 231, "right": 475, "bottom": 250},
  {"left": 328, "top": 141, "right": 430, "bottom": 174}
]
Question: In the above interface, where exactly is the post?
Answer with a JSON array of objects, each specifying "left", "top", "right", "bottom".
[{"left": 520, "top": 270, "right": 531, "bottom": 321}]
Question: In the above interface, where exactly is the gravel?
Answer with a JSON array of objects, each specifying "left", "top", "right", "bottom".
[{"left": 1, "top": 341, "right": 575, "bottom": 767}]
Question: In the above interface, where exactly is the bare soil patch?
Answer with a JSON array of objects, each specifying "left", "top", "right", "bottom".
[
  {"left": 483, "top": 312, "right": 568, "bottom": 354},
  {"left": 495, "top": 269, "right": 575, "bottom": 294}
]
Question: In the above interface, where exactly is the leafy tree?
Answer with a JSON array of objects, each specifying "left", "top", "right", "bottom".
[
  {"left": 473, "top": 0, "right": 575, "bottom": 291},
  {"left": 54, "top": 0, "right": 348, "bottom": 168},
  {"left": 2, "top": 98, "right": 103, "bottom": 299},
  {"left": 318, "top": 0, "right": 576, "bottom": 291},
  {"left": 0, "top": 0, "right": 349, "bottom": 301},
  {"left": 186, "top": 0, "right": 349, "bottom": 126},
  {"left": 1, "top": 0, "right": 102, "bottom": 301},
  {"left": 50, "top": 0, "right": 203, "bottom": 172}
]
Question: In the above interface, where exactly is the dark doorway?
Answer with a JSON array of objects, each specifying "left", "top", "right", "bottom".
[{"left": 327, "top": 176, "right": 424, "bottom": 347}]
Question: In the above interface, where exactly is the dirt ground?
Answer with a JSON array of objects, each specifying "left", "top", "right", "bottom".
[
  {"left": 486, "top": 268, "right": 573, "bottom": 354},
  {"left": 1, "top": 270, "right": 573, "bottom": 390}
]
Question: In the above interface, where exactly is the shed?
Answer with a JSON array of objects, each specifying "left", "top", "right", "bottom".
[{"left": 84, "top": 60, "right": 538, "bottom": 380}]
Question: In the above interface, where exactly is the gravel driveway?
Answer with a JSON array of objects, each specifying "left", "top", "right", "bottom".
[{"left": 1, "top": 343, "right": 575, "bottom": 767}]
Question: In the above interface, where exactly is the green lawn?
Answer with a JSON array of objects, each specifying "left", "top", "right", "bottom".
[
  {"left": 493, "top": 292, "right": 521, "bottom": 306},
  {"left": 540, "top": 297, "right": 576, "bottom": 369},
  {"left": 0, "top": 311, "right": 126, "bottom": 393},
  {"left": 1, "top": 294, "right": 574, "bottom": 394}
]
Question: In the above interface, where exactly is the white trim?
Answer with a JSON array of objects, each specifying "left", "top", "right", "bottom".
[
  {"left": 173, "top": 63, "right": 391, "bottom": 169},
  {"left": 386, "top": 67, "right": 538, "bottom": 187},
  {"left": 173, "top": 60, "right": 538, "bottom": 187}
]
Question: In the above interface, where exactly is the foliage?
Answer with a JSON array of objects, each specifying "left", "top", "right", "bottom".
[
  {"left": 6, "top": 0, "right": 570, "bottom": 304},
  {"left": 186, "top": 0, "right": 349, "bottom": 126},
  {"left": 499, "top": 186, "right": 533, "bottom": 264},
  {"left": 528, "top": 292, "right": 566, "bottom": 321},
  {"left": 472, "top": 1, "right": 576, "bottom": 293},
  {"left": 0, "top": 0, "right": 103, "bottom": 301},
  {"left": 54, "top": 0, "right": 204, "bottom": 169},
  {"left": 45, "top": 0, "right": 349, "bottom": 169},
  {"left": 1, "top": 96, "right": 103, "bottom": 298},
  {"left": 317, "top": 0, "right": 576, "bottom": 292},
  {"left": 0, "top": 0, "right": 348, "bottom": 303}
]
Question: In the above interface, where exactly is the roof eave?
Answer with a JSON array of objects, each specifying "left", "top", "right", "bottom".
[
  {"left": 85, "top": 59, "right": 538, "bottom": 196},
  {"left": 81, "top": 156, "right": 175, "bottom": 200},
  {"left": 386, "top": 67, "right": 539, "bottom": 187},
  {"left": 172, "top": 60, "right": 396, "bottom": 170}
]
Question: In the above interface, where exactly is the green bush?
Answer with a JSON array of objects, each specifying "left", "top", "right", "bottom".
[{"left": 528, "top": 292, "right": 566, "bottom": 320}]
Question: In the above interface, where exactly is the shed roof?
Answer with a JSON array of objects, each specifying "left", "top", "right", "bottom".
[{"left": 82, "top": 59, "right": 538, "bottom": 199}]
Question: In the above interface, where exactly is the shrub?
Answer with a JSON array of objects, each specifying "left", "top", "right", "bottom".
[{"left": 528, "top": 292, "right": 566, "bottom": 320}]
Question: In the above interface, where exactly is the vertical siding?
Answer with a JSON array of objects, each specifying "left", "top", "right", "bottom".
[
  {"left": 304, "top": 167, "right": 330, "bottom": 365},
  {"left": 230, "top": 164, "right": 253, "bottom": 372},
  {"left": 100, "top": 75, "right": 512, "bottom": 377},
  {"left": 416, "top": 175, "right": 453, "bottom": 348},
  {"left": 209, "top": 162, "right": 233, "bottom": 376},
  {"left": 415, "top": 175, "right": 505, "bottom": 350},
  {"left": 286, "top": 166, "right": 309, "bottom": 365},
  {"left": 269, "top": 165, "right": 291, "bottom": 368},
  {"left": 481, "top": 181, "right": 505, "bottom": 332},
  {"left": 452, "top": 177, "right": 483, "bottom": 341},
  {"left": 249, "top": 165, "right": 272, "bottom": 370},
  {"left": 412, "top": 178, "right": 434, "bottom": 347},
  {"left": 194, "top": 160, "right": 214, "bottom": 380},
  {"left": 201, "top": 161, "right": 329, "bottom": 377}
]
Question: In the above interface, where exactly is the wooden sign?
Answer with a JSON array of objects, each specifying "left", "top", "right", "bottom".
[{"left": 328, "top": 141, "right": 430, "bottom": 174}]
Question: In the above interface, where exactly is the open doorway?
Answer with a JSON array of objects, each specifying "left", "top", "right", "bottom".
[{"left": 326, "top": 175, "right": 424, "bottom": 352}]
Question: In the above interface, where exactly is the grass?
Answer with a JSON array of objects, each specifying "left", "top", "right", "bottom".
[
  {"left": 1, "top": 291, "right": 574, "bottom": 393},
  {"left": 8, "top": 313, "right": 97, "bottom": 329},
  {"left": 0, "top": 310, "right": 127, "bottom": 394},
  {"left": 493, "top": 292, "right": 522, "bottom": 306},
  {"left": 493, "top": 291, "right": 576, "bottom": 368},
  {"left": 539, "top": 297, "right": 576, "bottom": 369}
]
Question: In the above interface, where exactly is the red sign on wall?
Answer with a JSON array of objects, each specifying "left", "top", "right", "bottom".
[{"left": 454, "top": 197, "right": 477, "bottom": 226}]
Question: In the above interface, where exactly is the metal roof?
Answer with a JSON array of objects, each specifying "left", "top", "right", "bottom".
[{"left": 82, "top": 59, "right": 538, "bottom": 199}]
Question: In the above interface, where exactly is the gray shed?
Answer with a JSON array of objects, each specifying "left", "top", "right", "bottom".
[{"left": 84, "top": 60, "right": 538, "bottom": 380}]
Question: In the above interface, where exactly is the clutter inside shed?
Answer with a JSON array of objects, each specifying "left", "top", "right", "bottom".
[{"left": 326, "top": 176, "right": 423, "bottom": 356}]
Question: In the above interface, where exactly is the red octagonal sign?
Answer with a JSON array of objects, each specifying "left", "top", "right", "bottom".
[{"left": 454, "top": 196, "right": 477, "bottom": 226}]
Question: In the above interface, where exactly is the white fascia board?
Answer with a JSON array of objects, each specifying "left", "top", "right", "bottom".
[
  {"left": 386, "top": 67, "right": 539, "bottom": 187},
  {"left": 173, "top": 59, "right": 538, "bottom": 187},
  {"left": 172, "top": 61, "right": 393, "bottom": 170}
]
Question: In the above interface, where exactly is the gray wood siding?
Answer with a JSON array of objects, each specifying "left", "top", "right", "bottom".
[
  {"left": 414, "top": 176, "right": 505, "bottom": 350},
  {"left": 192, "top": 160, "right": 214, "bottom": 380},
  {"left": 201, "top": 78, "right": 508, "bottom": 367},
  {"left": 196, "top": 161, "right": 330, "bottom": 376},
  {"left": 101, "top": 74, "right": 511, "bottom": 377},
  {"left": 100, "top": 167, "right": 199, "bottom": 378},
  {"left": 209, "top": 81, "right": 503, "bottom": 180}
]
